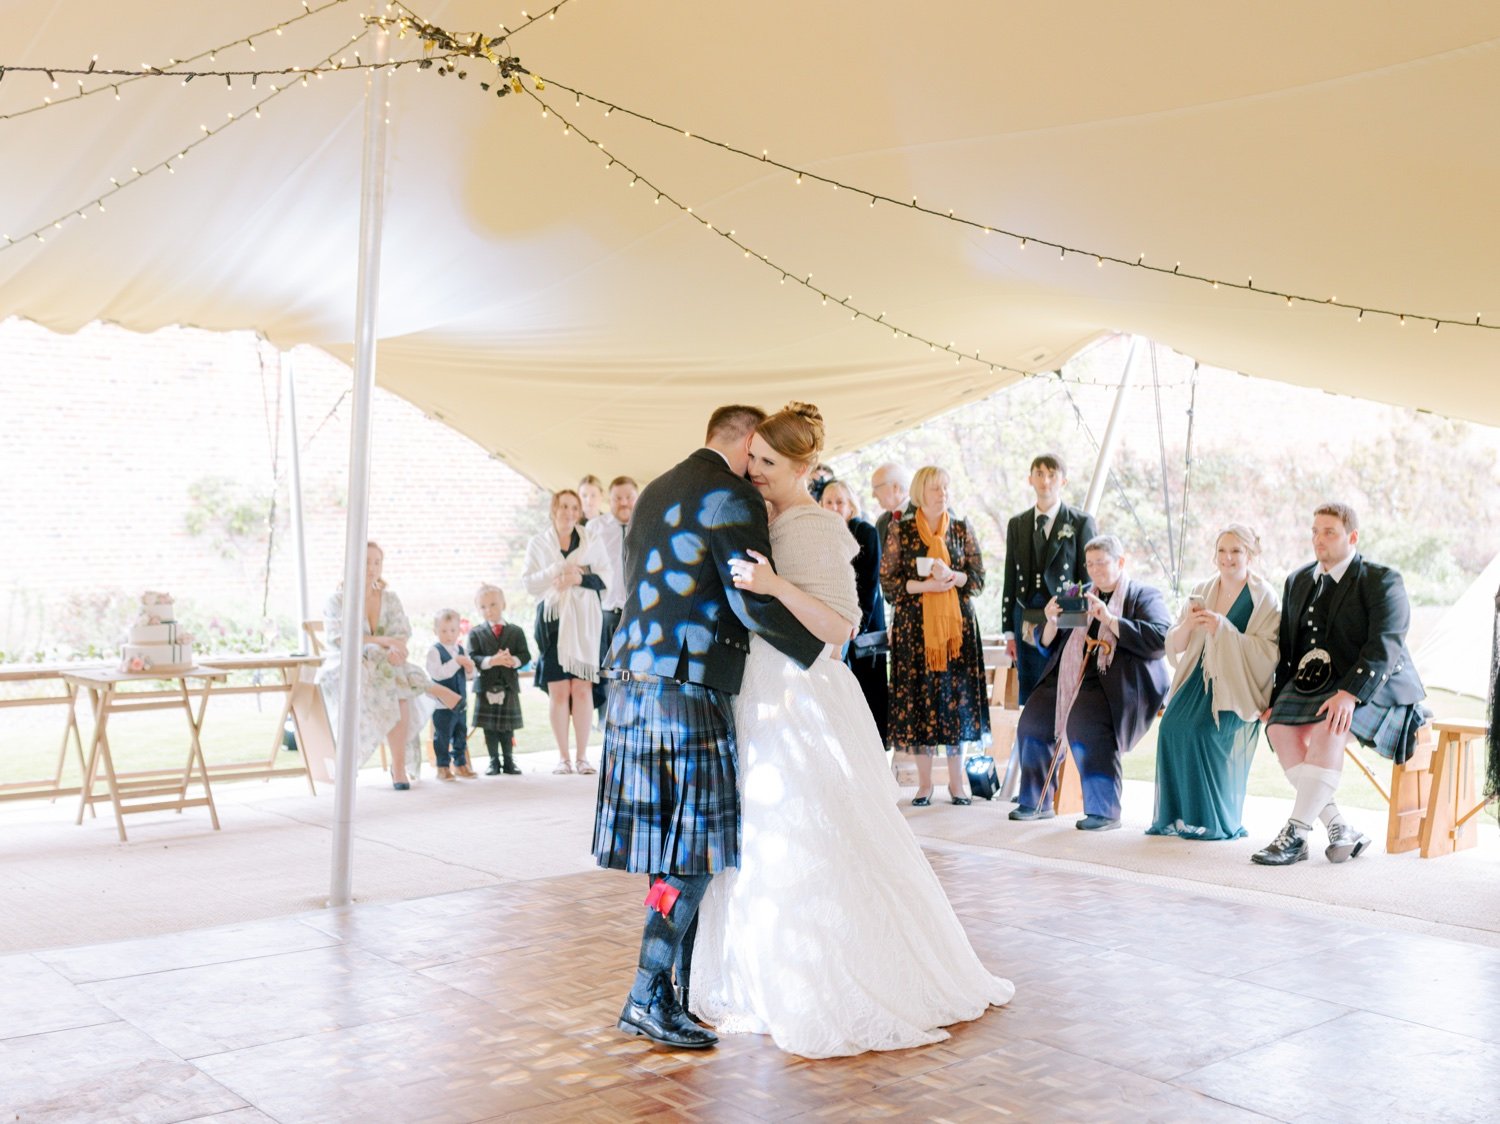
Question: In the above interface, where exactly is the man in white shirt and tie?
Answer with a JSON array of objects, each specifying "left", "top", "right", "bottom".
[{"left": 590, "top": 475, "right": 639, "bottom": 722}]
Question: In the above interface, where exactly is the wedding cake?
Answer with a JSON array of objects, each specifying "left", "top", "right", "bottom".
[{"left": 119, "top": 591, "right": 194, "bottom": 672}]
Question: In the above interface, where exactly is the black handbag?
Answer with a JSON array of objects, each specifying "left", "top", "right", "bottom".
[
  {"left": 965, "top": 755, "right": 999, "bottom": 801},
  {"left": 849, "top": 629, "right": 889, "bottom": 659}
]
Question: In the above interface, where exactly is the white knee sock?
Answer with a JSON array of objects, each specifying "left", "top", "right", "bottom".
[
  {"left": 1290, "top": 766, "right": 1342, "bottom": 831},
  {"left": 1319, "top": 802, "right": 1346, "bottom": 830}
]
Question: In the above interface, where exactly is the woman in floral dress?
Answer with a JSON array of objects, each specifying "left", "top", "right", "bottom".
[
  {"left": 881, "top": 467, "right": 991, "bottom": 805},
  {"left": 318, "top": 541, "right": 458, "bottom": 789}
]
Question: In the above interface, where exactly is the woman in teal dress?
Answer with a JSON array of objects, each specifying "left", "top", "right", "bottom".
[{"left": 1148, "top": 525, "right": 1280, "bottom": 840}]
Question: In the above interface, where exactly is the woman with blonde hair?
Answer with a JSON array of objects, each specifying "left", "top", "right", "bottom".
[
  {"left": 1147, "top": 523, "right": 1280, "bottom": 840},
  {"left": 523, "top": 489, "right": 611, "bottom": 774},
  {"left": 692, "top": 403, "right": 1012, "bottom": 1059},
  {"left": 880, "top": 465, "right": 991, "bottom": 804}
]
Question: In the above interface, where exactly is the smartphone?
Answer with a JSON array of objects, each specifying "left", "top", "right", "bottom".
[{"left": 1187, "top": 594, "right": 1206, "bottom": 610}]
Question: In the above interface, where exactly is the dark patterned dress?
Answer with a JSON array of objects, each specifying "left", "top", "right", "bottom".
[{"left": 880, "top": 514, "right": 991, "bottom": 757}]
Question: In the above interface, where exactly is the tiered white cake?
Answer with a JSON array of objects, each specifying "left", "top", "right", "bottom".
[{"left": 119, "top": 592, "right": 194, "bottom": 672}]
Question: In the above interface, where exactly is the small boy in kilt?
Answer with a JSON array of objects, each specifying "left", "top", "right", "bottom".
[{"left": 467, "top": 584, "right": 530, "bottom": 776}]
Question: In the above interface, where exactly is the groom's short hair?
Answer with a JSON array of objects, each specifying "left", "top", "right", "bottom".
[{"left": 706, "top": 404, "right": 766, "bottom": 443}]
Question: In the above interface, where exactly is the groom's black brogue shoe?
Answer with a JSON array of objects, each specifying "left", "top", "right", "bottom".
[
  {"left": 618, "top": 981, "right": 717, "bottom": 1050},
  {"left": 1007, "top": 806, "right": 1055, "bottom": 821}
]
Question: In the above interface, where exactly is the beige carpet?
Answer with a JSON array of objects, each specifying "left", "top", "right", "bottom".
[{"left": 2, "top": 756, "right": 1496, "bottom": 955}]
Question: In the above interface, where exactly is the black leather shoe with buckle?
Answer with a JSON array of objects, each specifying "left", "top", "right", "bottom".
[{"left": 1251, "top": 822, "right": 1309, "bottom": 866}]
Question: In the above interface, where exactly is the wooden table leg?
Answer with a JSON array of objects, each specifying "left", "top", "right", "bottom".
[
  {"left": 179, "top": 679, "right": 221, "bottom": 831},
  {"left": 93, "top": 686, "right": 129, "bottom": 842},
  {"left": 57, "top": 681, "right": 94, "bottom": 814},
  {"left": 268, "top": 668, "right": 317, "bottom": 795},
  {"left": 75, "top": 686, "right": 106, "bottom": 827}
]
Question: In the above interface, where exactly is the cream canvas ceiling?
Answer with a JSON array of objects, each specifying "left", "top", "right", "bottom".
[{"left": 3, "top": 1, "right": 1499, "bottom": 487}]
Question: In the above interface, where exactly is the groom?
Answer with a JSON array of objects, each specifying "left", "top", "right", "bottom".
[{"left": 593, "top": 404, "right": 824, "bottom": 1049}]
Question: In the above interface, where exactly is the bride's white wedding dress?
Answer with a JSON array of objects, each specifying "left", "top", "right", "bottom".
[{"left": 692, "top": 504, "right": 1013, "bottom": 1059}]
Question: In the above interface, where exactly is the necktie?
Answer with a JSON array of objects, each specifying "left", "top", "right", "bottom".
[
  {"left": 1311, "top": 573, "right": 1328, "bottom": 603},
  {"left": 1033, "top": 512, "right": 1048, "bottom": 568},
  {"left": 492, "top": 623, "right": 502, "bottom": 637}
]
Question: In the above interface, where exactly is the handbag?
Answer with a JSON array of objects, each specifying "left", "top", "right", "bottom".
[
  {"left": 965, "top": 755, "right": 999, "bottom": 801},
  {"left": 849, "top": 629, "right": 889, "bottom": 659}
]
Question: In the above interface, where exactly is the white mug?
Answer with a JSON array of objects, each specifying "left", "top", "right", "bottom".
[{"left": 915, "top": 556, "right": 935, "bottom": 577}]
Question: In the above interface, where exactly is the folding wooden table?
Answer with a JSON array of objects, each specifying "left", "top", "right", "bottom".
[{"left": 64, "top": 666, "right": 226, "bottom": 842}]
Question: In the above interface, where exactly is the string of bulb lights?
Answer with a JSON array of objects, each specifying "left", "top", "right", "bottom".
[
  {"left": 508, "top": 83, "right": 1031, "bottom": 380},
  {"left": 1, "top": 25, "right": 391, "bottom": 255},
  {"left": 525, "top": 75, "right": 1493, "bottom": 336},
  {"left": 0, "top": 0, "right": 354, "bottom": 123}
]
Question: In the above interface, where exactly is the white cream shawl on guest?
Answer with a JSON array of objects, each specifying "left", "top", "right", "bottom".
[
  {"left": 522, "top": 524, "right": 611, "bottom": 682},
  {"left": 1165, "top": 570, "right": 1280, "bottom": 724}
]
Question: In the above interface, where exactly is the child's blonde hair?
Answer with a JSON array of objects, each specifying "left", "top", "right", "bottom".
[
  {"left": 433, "top": 608, "right": 462, "bottom": 629},
  {"left": 474, "top": 583, "right": 506, "bottom": 607}
]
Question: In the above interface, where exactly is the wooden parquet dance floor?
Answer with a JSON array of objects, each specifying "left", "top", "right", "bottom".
[{"left": 4, "top": 844, "right": 1499, "bottom": 1122}]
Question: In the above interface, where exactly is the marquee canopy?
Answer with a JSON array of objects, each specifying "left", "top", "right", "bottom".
[{"left": 4, "top": 1, "right": 1499, "bottom": 486}]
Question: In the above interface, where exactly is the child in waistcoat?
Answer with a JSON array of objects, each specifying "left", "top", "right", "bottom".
[
  {"left": 427, "top": 610, "right": 477, "bottom": 780},
  {"left": 468, "top": 584, "right": 530, "bottom": 775}
]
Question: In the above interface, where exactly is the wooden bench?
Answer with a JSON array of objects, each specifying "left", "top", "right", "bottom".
[
  {"left": 1420, "top": 719, "right": 1487, "bottom": 858},
  {"left": 1341, "top": 726, "right": 1437, "bottom": 855}
]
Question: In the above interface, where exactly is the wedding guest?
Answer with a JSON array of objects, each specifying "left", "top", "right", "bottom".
[
  {"left": 1001, "top": 453, "right": 1096, "bottom": 705},
  {"left": 1009, "top": 535, "right": 1170, "bottom": 830},
  {"left": 822, "top": 479, "right": 889, "bottom": 743},
  {"left": 871, "top": 463, "right": 914, "bottom": 547},
  {"left": 1147, "top": 525, "right": 1279, "bottom": 840},
  {"left": 809, "top": 463, "right": 836, "bottom": 503},
  {"left": 524, "top": 489, "right": 611, "bottom": 775},
  {"left": 590, "top": 475, "right": 638, "bottom": 723},
  {"left": 578, "top": 474, "right": 606, "bottom": 524},
  {"left": 468, "top": 584, "right": 530, "bottom": 776},
  {"left": 881, "top": 466, "right": 990, "bottom": 804},
  {"left": 1252, "top": 503, "right": 1427, "bottom": 866},
  {"left": 318, "top": 541, "right": 460, "bottom": 790},
  {"left": 426, "top": 610, "right": 477, "bottom": 780}
]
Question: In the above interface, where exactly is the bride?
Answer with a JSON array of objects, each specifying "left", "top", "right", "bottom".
[{"left": 690, "top": 402, "right": 1014, "bottom": 1059}]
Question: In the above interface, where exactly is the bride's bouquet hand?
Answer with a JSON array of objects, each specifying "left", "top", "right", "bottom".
[{"left": 730, "top": 550, "right": 780, "bottom": 596}]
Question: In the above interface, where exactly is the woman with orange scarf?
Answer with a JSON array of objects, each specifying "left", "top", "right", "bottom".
[{"left": 880, "top": 466, "right": 991, "bottom": 805}]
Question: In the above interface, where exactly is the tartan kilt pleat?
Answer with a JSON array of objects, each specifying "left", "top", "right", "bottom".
[
  {"left": 1269, "top": 688, "right": 1429, "bottom": 762},
  {"left": 592, "top": 679, "right": 740, "bottom": 875}
]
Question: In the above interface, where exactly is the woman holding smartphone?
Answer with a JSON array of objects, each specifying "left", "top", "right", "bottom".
[{"left": 1147, "top": 524, "right": 1280, "bottom": 840}]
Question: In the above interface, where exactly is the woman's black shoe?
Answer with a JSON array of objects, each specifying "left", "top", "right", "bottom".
[{"left": 486, "top": 760, "right": 503, "bottom": 775}]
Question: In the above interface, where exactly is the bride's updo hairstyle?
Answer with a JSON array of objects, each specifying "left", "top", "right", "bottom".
[{"left": 756, "top": 401, "right": 825, "bottom": 470}]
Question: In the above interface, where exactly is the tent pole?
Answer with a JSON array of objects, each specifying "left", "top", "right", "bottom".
[
  {"left": 1081, "top": 335, "right": 1141, "bottom": 517},
  {"left": 330, "top": 27, "right": 392, "bottom": 910},
  {"left": 283, "top": 353, "right": 311, "bottom": 650}
]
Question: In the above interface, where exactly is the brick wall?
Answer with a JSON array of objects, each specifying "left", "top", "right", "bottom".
[{"left": 0, "top": 318, "right": 552, "bottom": 658}]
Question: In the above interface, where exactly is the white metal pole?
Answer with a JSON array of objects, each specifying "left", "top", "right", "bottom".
[
  {"left": 1081, "top": 335, "right": 1141, "bottom": 517},
  {"left": 330, "top": 27, "right": 392, "bottom": 909},
  {"left": 283, "top": 353, "right": 311, "bottom": 649}
]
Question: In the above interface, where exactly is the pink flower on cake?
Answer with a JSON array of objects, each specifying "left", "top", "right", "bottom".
[
  {"left": 127, "top": 656, "right": 147, "bottom": 672},
  {"left": 142, "top": 591, "right": 172, "bottom": 606}
]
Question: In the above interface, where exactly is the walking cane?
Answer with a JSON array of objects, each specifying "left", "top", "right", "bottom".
[{"left": 1032, "top": 636, "right": 1111, "bottom": 812}]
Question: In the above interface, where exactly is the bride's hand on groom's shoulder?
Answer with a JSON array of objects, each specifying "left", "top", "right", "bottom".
[{"left": 730, "top": 550, "right": 780, "bottom": 596}]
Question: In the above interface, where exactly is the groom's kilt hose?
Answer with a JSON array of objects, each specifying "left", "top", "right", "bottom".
[
  {"left": 592, "top": 677, "right": 740, "bottom": 875},
  {"left": 1268, "top": 687, "right": 1428, "bottom": 764}
]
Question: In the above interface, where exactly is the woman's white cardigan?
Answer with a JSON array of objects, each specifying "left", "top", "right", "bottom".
[{"left": 1165, "top": 570, "right": 1281, "bottom": 724}]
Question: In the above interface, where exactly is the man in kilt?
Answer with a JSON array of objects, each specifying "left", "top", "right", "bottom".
[
  {"left": 593, "top": 405, "right": 823, "bottom": 1049},
  {"left": 1252, "top": 502, "right": 1427, "bottom": 866}
]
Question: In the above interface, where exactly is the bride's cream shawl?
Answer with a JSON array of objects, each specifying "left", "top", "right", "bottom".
[
  {"left": 1165, "top": 570, "right": 1280, "bottom": 724},
  {"left": 769, "top": 504, "right": 862, "bottom": 627}
]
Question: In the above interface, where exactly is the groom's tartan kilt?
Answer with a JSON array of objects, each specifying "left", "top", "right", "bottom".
[
  {"left": 592, "top": 678, "right": 740, "bottom": 875},
  {"left": 1269, "top": 687, "right": 1428, "bottom": 763}
]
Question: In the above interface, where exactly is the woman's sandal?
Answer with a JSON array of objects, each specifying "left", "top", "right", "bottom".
[
  {"left": 553, "top": 759, "right": 574, "bottom": 775},
  {"left": 576, "top": 759, "right": 597, "bottom": 775}
]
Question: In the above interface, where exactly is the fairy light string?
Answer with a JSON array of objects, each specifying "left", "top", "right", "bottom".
[
  {"left": 0, "top": 0, "right": 354, "bottom": 123},
  {"left": 1, "top": 24, "right": 387, "bottom": 254},
  {"left": 513, "top": 83, "right": 1028, "bottom": 379},
  {"left": 529, "top": 75, "right": 1492, "bottom": 335}
]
